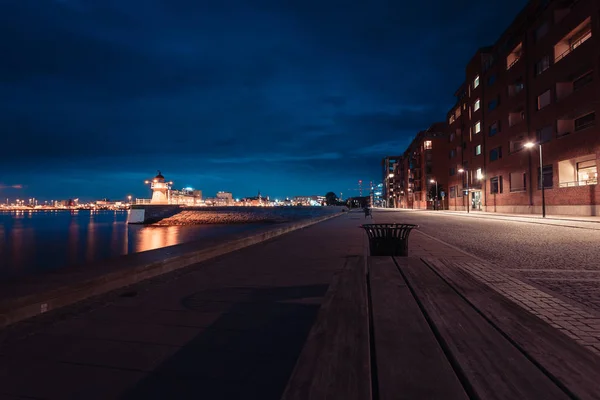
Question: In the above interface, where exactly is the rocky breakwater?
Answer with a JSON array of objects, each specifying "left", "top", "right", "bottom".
[{"left": 153, "top": 210, "right": 290, "bottom": 225}]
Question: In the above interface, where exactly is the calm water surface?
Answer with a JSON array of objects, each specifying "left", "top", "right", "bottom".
[{"left": 0, "top": 210, "right": 270, "bottom": 280}]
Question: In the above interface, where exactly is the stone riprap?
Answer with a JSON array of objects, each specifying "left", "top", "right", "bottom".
[{"left": 153, "top": 206, "right": 342, "bottom": 225}]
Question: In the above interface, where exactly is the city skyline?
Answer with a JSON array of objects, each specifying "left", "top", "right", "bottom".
[{"left": 1, "top": 0, "right": 526, "bottom": 200}]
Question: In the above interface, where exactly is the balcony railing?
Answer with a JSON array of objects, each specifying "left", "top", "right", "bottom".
[
  {"left": 506, "top": 56, "right": 521, "bottom": 70},
  {"left": 559, "top": 178, "right": 597, "bottom": 187},
  {"left": 555, "top": 30, "right": 592, "bottom": 62}
]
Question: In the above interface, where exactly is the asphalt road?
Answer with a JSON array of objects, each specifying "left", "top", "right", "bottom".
[{"left": 373, "top": 209, "right": 600, "bottom": 313}]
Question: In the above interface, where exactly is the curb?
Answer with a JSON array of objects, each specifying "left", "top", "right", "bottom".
[{"left": 0, "top": 213, "right": 341, "bottom": 328}]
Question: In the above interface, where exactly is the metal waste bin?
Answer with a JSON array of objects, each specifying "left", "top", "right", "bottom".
[{"left": 361, "top": 223, "right": 418, "bottom": 256}]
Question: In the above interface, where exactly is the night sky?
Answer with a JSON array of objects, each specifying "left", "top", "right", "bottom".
[{"left": 1, "top": 0, "right": 526, "bottom": 201}]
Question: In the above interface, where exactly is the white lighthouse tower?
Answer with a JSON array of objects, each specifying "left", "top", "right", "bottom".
[{"left": 144, "top": 171, "right": 172, "bottom": 204}]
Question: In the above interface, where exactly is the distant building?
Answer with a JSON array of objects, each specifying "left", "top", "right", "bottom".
[
  {"left": 381, "top": 156, "right": 403, "bottom": 208},
  {"left": 400, "top": 123, "right": 449, "bottom": 210},
  {"left": 293, "top": 195, "right": 325, "bottom": 206},
  {"left": 139, "top": 171, "right": 202, "bottom": 205}
]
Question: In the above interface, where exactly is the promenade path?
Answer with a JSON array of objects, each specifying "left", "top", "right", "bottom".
[{"left": 0, "top": 212, "right": 365, "bottom": 400}]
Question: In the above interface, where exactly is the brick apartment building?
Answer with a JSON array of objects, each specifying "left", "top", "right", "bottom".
[
  {"left": 444, "top": 0, "right": 599, "bottom": 215},
  {"left": 392, "top": 123, "right": 449, "bottom": 210}
]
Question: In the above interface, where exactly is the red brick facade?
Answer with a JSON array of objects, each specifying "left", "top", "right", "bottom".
[
  {"left": 393, "top": 123, "right": 449, "bottom": 210},
  {"left": 445, "top": 0, "right": 599, "bottom": 215},
  {"left": 384, "top": 0, "right": 599, "bottom": 215}
]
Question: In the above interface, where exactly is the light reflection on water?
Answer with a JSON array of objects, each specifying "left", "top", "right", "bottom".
[{"left": 0, "top": 210, "right": 272, "bottom": 280}]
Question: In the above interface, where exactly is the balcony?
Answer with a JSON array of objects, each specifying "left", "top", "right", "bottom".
[
  {"left": 508, "top": 110, "right": 526, "bottom": 127},
  {"left": 554, "top": 17, "right": 592, "bottom": 62},
  {"left": 558, "top": 156, "right": 597, "bottom": 187},
  {"left": 559, "top": 179, "right": 597, "bottom": 188},
  {"left": 506, "top": 42, "right": 523, "bottom": 70}
]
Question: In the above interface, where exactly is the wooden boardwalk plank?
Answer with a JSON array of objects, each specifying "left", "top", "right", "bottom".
[
  {"left": 424, "top": 257, "right": 600, "bottom": 400},
  {"left": 368, "top": 256, "right": 468, "bottom": 400},
  {"left": 281, "top": 256, "right": 371, "bottom": 400},
  {"left": 396, "top": 257, "right": 569, "bottom": 400}
]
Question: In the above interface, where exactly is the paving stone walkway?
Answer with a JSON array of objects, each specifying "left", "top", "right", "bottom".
[{"left": 408, "top": 230, "right": 600, "bottom": 356}]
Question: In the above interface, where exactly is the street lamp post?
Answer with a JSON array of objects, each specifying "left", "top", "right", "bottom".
[
  {"left": 458, "top": 168, "right": 469, "bottom": 213},
  {"left": 430, "top": 179, "right": 438, "bottom": 210},
  {"left": 524, "top": 141, "right": 546, "bottom": 218}
]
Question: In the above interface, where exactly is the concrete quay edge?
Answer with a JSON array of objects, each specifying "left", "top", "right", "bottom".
[{"left": 0, "top": 213, "right": 342, "bottom": 329}]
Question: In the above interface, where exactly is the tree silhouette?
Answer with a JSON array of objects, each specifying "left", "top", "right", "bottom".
[{"left": 325, "top": 192, "right": 338, "bottom": 206}]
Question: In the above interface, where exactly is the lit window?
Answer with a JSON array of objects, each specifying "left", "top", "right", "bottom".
[
  {"left": 424, "top": 140, "right": 432, "bottom": 150},
  {"left": 474, "top": 75, "right": 480, "bottom": 89},
  {"left": 474, "top": 99, "right": 480, "bottom": 112},
  {"left": 476, "top": 168, "right": 484, "bottom": 180},
  {"left": 474, "top": 121, "right": 481, "bottom": 134},
  {"left": 475, "top": 145, "right": 482, "bottom": 156},
  {"left": 577, "top": 160, "right": 597, "bottom": 185}
]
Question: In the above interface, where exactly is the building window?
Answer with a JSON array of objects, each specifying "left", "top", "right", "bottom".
[
  {"left": 424, "top": 140, "right": 433, "bottom": 150},
  {"left": 474, "top": 99, "right": 480, "bottom": 112},
  {"left": 450, "top": 186, "right": 456, "bottom": 198},
  {"left": 535, "top": 55, "right": 550, "bottom": 76},
  {"left": 456, "top": 107, "right": 462, "bottom": 118},
  {"left": 559, "top": 156, "right": 598, "bottom": 187},
  {"left": 510, "top": 172, "right": 527, "bottom": 192},
  {"left": 488, "top": 98, "right": 498, "bottom": 111},
  {"left": 474, "top": 75, "right": 480, "bottom": 89},
  {"left": 449, "top": 115, "right": 455, "bottom": 124},
  {"left": 574, "top": 112, "right": 595, "bottom": 131},
  {"left": 474, "top": 121, "right": 481, "bottom": 134},
  {"left": 476, "top": 168, "right": 483, "bottom": 180},
  {"left": 535, "top": 21, "right": 549, "bottom": 41},
  {"left": 449, "top": 167, "right": 456, "bottom": 176},
  {"left": 537, "top": 89, "right": 552, "bottom": 110},
  {"left": 577, "top": 160, "right": 597, "bottom": 185},
  {"left": 487, "top": 74, "right": 496, "bottom": 86},
  {"left": 537, "top": 125, "right": 553, "bottom": 143},
  {"left": 490, "top": 176, "right": 503, "bottom": 194},
  {"left": 508, "top": 79, "right": 524, "bottom": 97},
  {"left": 475, "top": 145, "right": 482, "bottom": 156},
  {"left": 510, "top": 139, "right": 524, "bottom": 153},
  {"left": 489, "top": 121, "right": 499, "bottom": 136},
  {"left": 537, "top": 165, "right": 553, "bottom": 189},
  {"left": 449, "top": 149, "right": 456, "bottom": 159},
  {"left": 573, "top": 71, "right": 593, "bottom": 91},
  {"left": 490, "top": 147, "right": 502, "bottom": 162},
  {"left": 449, "top": 132, "right": 455, "bottom": 142}
]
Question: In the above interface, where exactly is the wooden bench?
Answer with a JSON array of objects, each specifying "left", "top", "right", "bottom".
[
  {"left": 281, "top": 255, "right": 371, "bottom": 400},
  {"left": 282, "top": 256, "right": 600, "bottom": 400}
]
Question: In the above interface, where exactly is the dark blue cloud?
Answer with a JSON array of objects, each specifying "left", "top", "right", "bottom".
[{"left": 0, "top": 0, "right": 527, "bottom": 201}]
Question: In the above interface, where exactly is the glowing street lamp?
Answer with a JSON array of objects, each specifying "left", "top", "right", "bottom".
[
  {"left": 430, "top": 179, "right": 439, "bottom": 210},
  {"left": 458, "top": 168, "right": 469, "bottom": 214},
  {"left": 524, "top": 141, "right": 546, "bottom": 218}
]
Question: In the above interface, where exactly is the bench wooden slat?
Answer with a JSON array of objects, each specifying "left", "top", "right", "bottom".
[
  {"left": 397, "top": 257, "right": 569, "bottom": 400},
  {"left": 424, "top": 257, "right": 600, "bottom": 400},
  {"left": 368, "top": 256, "right": 468, "bottom": 400},
  {"left": 281, "top": 256, "right": 371, "bottom": 400}
]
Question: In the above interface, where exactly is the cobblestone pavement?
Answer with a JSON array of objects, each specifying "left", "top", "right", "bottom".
[{"left": 374, "top": 210, "right": 600, "bottom": 355}]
